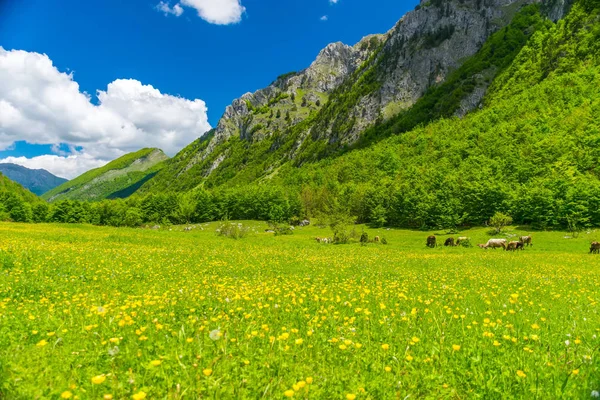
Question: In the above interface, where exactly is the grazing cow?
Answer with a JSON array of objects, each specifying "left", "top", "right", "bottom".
[
  {"left": 590, "top": 242, "right": 600, "bottom": 254},
  {"left": 426, "top": 235, "right": 437, "bottom": 248},
  {"left": 516, "top": 241, "right": 524, "bottom": 250},
  {"left": 519, "top": 236, "right": 533, "bottom": 247},
  {"left": 478, "top": 239, "right": 507, "bottom": 250},
  {"left": 444, "top": 237, "right": 455, "bottom": 247},
  {"left": 315, "top": 237, "right": 332, "bottom": 244},
  {"left": 374, "top": 236, "right": 380, "bottom": 243},
  {"left": 506, "top": 241, "right": 520, "bottom": 251}
]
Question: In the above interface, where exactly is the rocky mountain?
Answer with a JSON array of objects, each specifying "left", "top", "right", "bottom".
[
  {"left": 43, "top": 148, "right": 168, "bottom": 202},
  {"left": 138, "top": 0, "right": 567, "bottom": 194},
  {"left": 0, "top": 163, "right": 67, "bottom": 195}
]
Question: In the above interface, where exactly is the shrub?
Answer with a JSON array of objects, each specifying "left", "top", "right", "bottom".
[
  {"left": 269, "top": 222, "right": 294, "bottom": 236},
  {"left": 217, "top": 221, "right": 251, "bottom": 239},
  {"left": 489, "top": 212, "right": 513, "bottom": 234},
  {"left": 329, "top": 213, "right": 358, "bottom": 244}
]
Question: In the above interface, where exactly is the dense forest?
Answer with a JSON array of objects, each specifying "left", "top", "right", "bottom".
[{"left": 2, "top": 0, "right": 600, "bottom": 230}]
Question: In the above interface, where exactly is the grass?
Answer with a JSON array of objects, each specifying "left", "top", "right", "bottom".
[{"left": 0, "top": 222, "right": 599, "bottom": 399}]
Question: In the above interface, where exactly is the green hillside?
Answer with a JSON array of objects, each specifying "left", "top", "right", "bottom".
[
  {"left": 0, "top": 173, "right": 46, "bottom": 222},
  {"left": 43, "top": 148, "right": 168, "bottom": 202},
  {"left": 265, "top": 0, "right": 600, "bottom": 229}
]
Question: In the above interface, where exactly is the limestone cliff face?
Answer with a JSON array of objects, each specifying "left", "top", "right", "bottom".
[
  {"left": 326, "top": 0, "right": 542, "bottom": 142},
  {"left": 206, "top": 35, "right": 385, "bottom": 155}
]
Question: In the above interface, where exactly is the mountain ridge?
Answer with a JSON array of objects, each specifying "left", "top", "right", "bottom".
[
  {"left": 136, "top": 0, "right": 555, "bottom": 194},
  {"left": 43, "top": 148, "right": 168, "bottom": 202},
  {"left": 0, "top": 163, "right": 67, "bottom": 195}
]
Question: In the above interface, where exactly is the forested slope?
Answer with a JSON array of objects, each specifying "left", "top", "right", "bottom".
[{"left": 43, "top": 148, "right": 168, "bottom": 202}]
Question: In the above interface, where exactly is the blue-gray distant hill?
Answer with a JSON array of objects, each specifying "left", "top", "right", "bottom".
[{"left": 0, "top": 163, "right": 68, "bottom": 196}]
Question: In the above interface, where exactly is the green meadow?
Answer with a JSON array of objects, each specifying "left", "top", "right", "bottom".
[{"left": 0, "top": 222, "right": 599, "bottom": 399}]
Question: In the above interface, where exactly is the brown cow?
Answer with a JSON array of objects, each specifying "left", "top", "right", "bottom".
[
  {"left": 444, "top": 237, "right": 455, "bottom": 247},
  {"left": 506, "top": 241, "right": 520, "bottom": 251},
  {"left": 590, "top": 242, "right": 600, "bottom": 254},
  {"left": 374, "top": 236, "right": 380, "bottom": 243},
  {"left": 426, "top": 235, "right": 437, "bottom": 248},
  {"left": 519, "top": 236, "right": 533, "bottom": 247}
]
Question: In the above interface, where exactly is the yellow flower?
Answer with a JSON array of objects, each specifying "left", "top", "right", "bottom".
[
  {"left": 203, "top": 368, "right": 212, "bottom": 376},
  {"left": 284, "top": 389, "right": 295, "bottom": 397},
  {"left": 516, "top": 370, "right": 527, "bottom": 378},
  {"left": 381, "top": 344, "right": 389, "bottom": 350},
  {"left": 36, "top": 340, "right": 48, "bottom": 347},
  {"left": 186, "top": 338, "right": 194, "bottom": 343},
  {"left": 411, "top": 336, "right": 420, "bottom": 343},
  {"left": 339, "top": 344, "right": 347, "bottom": 350},
  {"left": 384, "top": 366, "right": 392, "bottom": 372},
  {"left": 572, "top": 369, "right": 579, "bottom": 375},
  {"left": 531, "top": 324, "right": 540, "bottom": 330},
  {"left": 452, "top": 344, "right": 461, "bottom": 351},
  {"left": 306, "top": 377, "right": 313, "bottom": 384},
  {"left": 150, "top": 359, "right": 162, "bottom": 367},
  {"left": 103, "top": 395, "right": 113, "bottom": 400},
  {"left": 61, "top": 391, "right": 73, "bottom": 399},
  {"left": 493, "top": 341, "right": 501, "bottom": 347},
  {"left": 91, "top": 375, "right": 106, "bottom": 385},
  {"left": 132, "top": 391, "right": 146, "bottom": 400},
  {"left": 295, "top": 338, "right": 303, "bottom": 345},
  {"left": 346, "top": 394, "right": 356, "bottom": 400}
]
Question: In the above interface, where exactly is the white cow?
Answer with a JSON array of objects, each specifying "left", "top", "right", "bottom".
[{"left": 478, "top": 239, "right": 507, "bottom": 250}]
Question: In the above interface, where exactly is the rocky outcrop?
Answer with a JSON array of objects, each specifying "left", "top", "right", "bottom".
[{"left": 205, "top": 34, "right": 386, "bottom": 156}]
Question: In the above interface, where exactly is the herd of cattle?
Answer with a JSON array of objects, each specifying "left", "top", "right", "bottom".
[
  {"left": 427, "top": 235, "right": 600, "bottom": 253},
  {"left": 312, "top": 232, "right": 600, "bottom": 253},
  {"left": 427, "top": 235, "right": 533, "bottom": 250}
]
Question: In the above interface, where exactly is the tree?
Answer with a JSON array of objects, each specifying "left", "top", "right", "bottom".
[
  {"left": 489, "top": 212, "right": 513, "bottom": 234},
  {"left": 124, "top": 208, "right": 143, "bottom": 227},
  {"left": 370, "top": 204, "right": 387, "bottom": 228},
  {"left": 178, "top": 193, "right": 196, "bottom": 224}
]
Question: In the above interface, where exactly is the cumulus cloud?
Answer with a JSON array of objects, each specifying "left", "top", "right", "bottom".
[
  {"left": 320, "top": 15, "right": 328, "bottom": 21},
  {"left": 156, "top": 0, "right": 245, "bottom": 25},
  {"left": 156, "top": 1, "right": 184, "bottom": 16},
  {"left": 0, "top": 47, "right": 212, "bottom": 179},
  {"left": 329, "top": 0, "right": 339, "bottom": 4},
  {"left": 0, "top": 154, "right": 107, "bottom": 179}
]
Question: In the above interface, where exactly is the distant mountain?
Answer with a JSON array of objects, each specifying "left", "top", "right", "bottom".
[
  {"left": 0, "top": 163, "right": 67, "bottom": 196},
  {"left": 43, "top": 148, "right": 168, "bottom": 202}
]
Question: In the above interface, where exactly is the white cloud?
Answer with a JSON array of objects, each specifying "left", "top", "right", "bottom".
[
  {"left": 179, "top": 0, "right": 245, "bottom": 25},
  {"left": 320, "top": 15, "right": 328, "bottom": 21},
  {"left": 156, "top": 0, "right": 246, "bottom": 25},
  {"left": 0, "top": 47, "right": 212, "bottom": 179},
  {"left": 329, "top": 0, "right": 339, "bottom": 4},
  {"left": 0, "top": 154, "right": 107, "bottom": 179},
  {"left": 157, "top": 1, "right": 184, "bottom": 17}
]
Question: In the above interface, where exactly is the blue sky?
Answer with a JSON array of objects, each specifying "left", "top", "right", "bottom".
[{"left": 0, "top": 0, "right": 418, "bottom": 178}]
